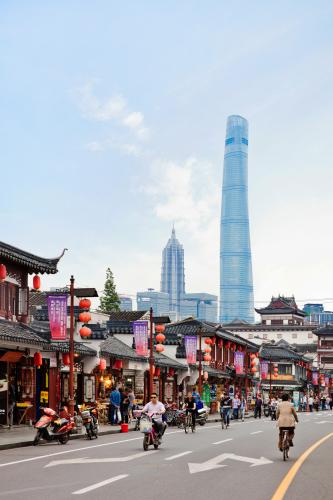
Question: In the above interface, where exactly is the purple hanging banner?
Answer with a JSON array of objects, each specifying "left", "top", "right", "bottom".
[
  {"left": 312, "top": 371, "right": 318, "bottom": 386},
  {"left": 184, "top": 336, "right": 197, "bottom": 364},
  {"left": 260, "top": 361, "right": 269, "bottom": 379},
  {"left": 234, "top": 351, "right": 244, "bottom": 375},
  {"left": 132, "top": 321, "right": 148, "bottom": 356},
  {"left": 325, "top": 375, "right": 329, "bottom": 387},
  {"left": 47, "top": 294, "right": 67, "bottom": 340}
]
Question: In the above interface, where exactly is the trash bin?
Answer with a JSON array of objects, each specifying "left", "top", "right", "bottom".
[{"left": 121, "top": 423, "right": 129, "bottom": 433}]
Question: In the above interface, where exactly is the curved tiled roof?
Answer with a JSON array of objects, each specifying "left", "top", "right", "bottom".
[
  {"left": 0, "top": 319, "right": 49, "bottom": 346},
  {"left": 0, "top": 241, "right": 65, "bottom": 274}
]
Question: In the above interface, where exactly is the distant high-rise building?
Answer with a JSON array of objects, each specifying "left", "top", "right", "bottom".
[
  {"left": 137, "top": 289, "right": 170, "bottom": 316},
  {"left": 119, "top": 296, "right": 133, "bottom": 311},
  {"left": 220, "top": 115, "right": 254, "bottom": 323},
  {"left": 160, "top": 227, "right": 185, "bottom": 317},
  {"left": 180, "top": 293, "right": 218, "bottom": 322},
  {"left": 303, "top": 303, "right": 333, "bottom": 325}
]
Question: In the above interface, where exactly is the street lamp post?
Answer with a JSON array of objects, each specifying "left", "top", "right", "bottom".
[
  {"left": 149, "top": 307, "right": 154, "bottom": 397},
  {"left": 198, "top": 328, "right": 202, "bottom": 396},
  {"left": 269, "top": 355, "right": 272, "bottom": 401},
  {"left": 69, "top": 275, "right": 75, "bottom": 417}
]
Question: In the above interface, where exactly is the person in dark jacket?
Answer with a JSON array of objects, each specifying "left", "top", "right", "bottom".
[
  {"left": 109, "top": 386, "right": 121, "bottom": 425},
  {"left": 254, "top": 394, "right": 263, "bottom": 419}
]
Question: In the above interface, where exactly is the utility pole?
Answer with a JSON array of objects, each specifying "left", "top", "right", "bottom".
[
  {"left": 69, "top": 275, "right": 75, "bottom": 417},
  {"left": 269, "top": 356, "right": 272, "bottom": 401}
]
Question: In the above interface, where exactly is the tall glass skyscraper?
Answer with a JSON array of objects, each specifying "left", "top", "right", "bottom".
[
  {"left": 160, "top": 227, "right": 185, "bottom": 317},
  {"left": 220, "top": 115, "right": 254, "bottom": 323}
]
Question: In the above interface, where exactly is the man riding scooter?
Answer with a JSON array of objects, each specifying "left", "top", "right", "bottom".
[{"left": 142, "top": 393, "right": 166, "bottom": 443}]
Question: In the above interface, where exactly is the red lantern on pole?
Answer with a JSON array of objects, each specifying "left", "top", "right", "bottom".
[
  {"left": 79, "top": 326, "right": 92, "bottom": 338},
  {"left": 62, "top": 353, "right": 70, "bottom": 366},
  {"left": 99, "top": 358, "right": 107, "bottom": 370},
  {"left": 34, "top": 352, "right": 42, "bottom": 367},
  {"left": 204, "top": 346, "right": 212, "bottom": 353},
  {"left": 203, "top": 353, "right": 212, "bottom": 362},
  {"left": 211, "top": 337, "right": 216, "bottom": 345},
  {"left": 79, "top": 312, "right": 91, "bottom": 323},
  {"left": 156, "top": 333, "right": 166, "bottom": 343},
  {"left": 0, "top": 264, "right": 7, "bottom": 282},
  {"left": 113, "top": 359, "right": 123, "bottom": 370},
  {"left": 33, "top": 275, "right": 41, "bottom": 290},
  {"left": 156, "top": 344, "right": 164, "bottom": 353},
  {"left": 218, "top": 339, "right": 224, "bottom": 349},
  {"left": 204, "top": 338, "right": 213, "bottom": 345},
  {"left": 79, "top": 298, "right": 91, "bottom": 310},
  {"left": 225, "top": 342, "right": 231, "bottom": 349},
  {"left": 155, "top": 367, "right": 161, "bottom": 377},
  {"left": 155, "top": 324, "right": 165, "bottom": 334},
  {"left": 168, "top": 368, "right": 175, "bottom": 377}
]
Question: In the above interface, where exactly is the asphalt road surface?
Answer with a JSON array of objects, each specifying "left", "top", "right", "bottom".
[{"left": 0, "top": 411, "right": 333, "bottom": 499}]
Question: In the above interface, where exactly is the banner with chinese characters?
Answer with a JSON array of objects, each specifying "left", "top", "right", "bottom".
[
  {"left": 234, "top": 351, "right": 244, "bottom": 375},
  {"left": 184, "top": 336, "right": 197, "bottom": 364},
  {"left": 260, "top": 361, "right": 269, "bottom": 379},
  {"left": 132, "top": 321, "right": 148, "bottom": 356},
  {"left": 312, "top": 371, "right": 318, "bottom": 386},
  {"left": 47, "top": 294, "right": 67, "bottom": 340}
]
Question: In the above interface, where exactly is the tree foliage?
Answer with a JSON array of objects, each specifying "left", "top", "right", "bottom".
[{"left": 99, "top": 268, "right": 121, "bottom": 314}]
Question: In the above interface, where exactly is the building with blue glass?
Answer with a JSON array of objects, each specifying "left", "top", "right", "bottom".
[
  {"left": 220, "top": 115, "right": 254, "bottom": 323},
  {"left": 160, "top": 227, "right": 185, "bottom": 318},
  {"left": 137, "top": 289, "right": 170, "bottom": 316}
]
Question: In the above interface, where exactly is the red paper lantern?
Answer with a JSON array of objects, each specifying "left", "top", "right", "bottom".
[
  {"left": 203, "top": 353, "right": 211, "bottom": 362},
  {"left": 79, "top": 298, "right": 91, "bottom": 310},
  {"left": 0, "top": 264, "right": 7, "bottom": 282},
  {"left": 79, "top": 326, "right": 92, "bottom": 338},
  {"left": 251, "top": 367, "right": 257, "bottom": 374},
  {"left": 204, "top": 346, "right": 212, "bottom": 353},
  {"left": 232, "top": 343, "right": 236, "bottom": 351},
  {"left": 238, "top": 346, "right": 243, "bottom": 352},
  {"left": 62, "top": 353, "right": 70, "bottom": 366},
  {"left": 155, "top": 367, "right": 161, "bottom": 377},
  {"left": 156, "top": 333, "right": 166, "bottom": 343},
  {"left": 33, "top": 275, "right": 41, "bottom": 290},
  {"left": 155, "top": 324, "right": 165, "bottom": 334},
  {"left": 79, "top": 312, "right": 91, "bottom": 323},
  {"left": 211, "top": 337, "right": 216, "bottom": 345},
  {"left": 113, "top": 359, "right": 123, "bottom": 370},
  {"left": 204, "top": 338, "right": 213, "bottom": 345},
  {"left": 99, "top": 358, "right": 107, "bottom": 370},
  {"left": 261, "top": 373, "right": 267, "bottom": 380},
  {"left": 274, "top": 373, "right": 278, "bottom": 378},
  {"left": 156, "top": 344, "right": 164, "bottom": 353},
  {"left": 251, "top": 360, "right": 256, "bottom": 368},
  {"left": 34, "top": 352, "right": 42, "bottom": 367},
  {"left": 225, "top": 342, "right": 231, "bottom": 349},
  {"left": 168, "top": 368, "right": 175, "bottom": 377},
  {"left": 218, "top": 339, "right": 224, "bottom": 348}
]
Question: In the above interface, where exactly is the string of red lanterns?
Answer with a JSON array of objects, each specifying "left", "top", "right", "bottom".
[
  {"left": 155, "top": 324, "right": 165, "bottom": 353},
  {"left": 0, "top": 264, "right": 7, "bottom": 282},
  {"left": 79, "top": 298, "right": 92, "bottom": 338}
]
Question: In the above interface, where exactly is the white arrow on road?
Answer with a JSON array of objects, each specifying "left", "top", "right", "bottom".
[
  {"left": 315, "top": 421, "right": 333, "bottom": 425},
  {"left": 45, "top": 450, "right": 157, "bottom": 468},
  {"left": 188, "top": 453, "right": 273, "bottom": 474}
]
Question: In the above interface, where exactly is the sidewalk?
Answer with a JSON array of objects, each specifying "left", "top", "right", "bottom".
[{"left": 0, "top": 422, "right": 136, "bottom": 451}]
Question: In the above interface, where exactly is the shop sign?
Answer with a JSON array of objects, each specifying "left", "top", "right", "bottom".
[
  {"left": 132, "top": 321, "right": 149, "bottom": 356},
  {"left": 40, "top": 391, "right": 48, "bottom": 402},
  {"left": 234, "top": 351, "right": 244, "bottom": 375},
  {"left": 184, "top": 336, "right": 197, "bottom": 364},
  {"left": 312, "top": 371, "right": 318, "bottom": 385},
  {"left": 48, "top": 294, "right": 67, "bottom": 340}
]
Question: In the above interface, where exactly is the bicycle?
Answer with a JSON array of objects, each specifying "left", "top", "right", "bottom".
[
  {"left": 281, "top": 429, "right": 290, "bottom": 461},
  {"left": 184, "top": 412, "right": 195, "bottom": 433}
]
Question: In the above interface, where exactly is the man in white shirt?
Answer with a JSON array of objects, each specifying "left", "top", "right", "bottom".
[{"left": 142, "top": 393, "right": 166, "bottom": 438}]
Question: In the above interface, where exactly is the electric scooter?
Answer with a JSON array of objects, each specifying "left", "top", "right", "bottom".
[{"left": 33, "top": 407, "right": 75, "bottom": 445}]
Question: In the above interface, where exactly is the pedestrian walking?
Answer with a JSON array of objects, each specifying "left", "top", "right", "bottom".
[
  {"left": 308, "top": 395, "right": 314, "bottom": 412},
  {"left": 254, "top": 394, "right": 263, "bottom": 419},
  {"left": 330, "top": 396, "right": 333, "bottom": 411},
  {"left": 109, "top": 386, "right": 121, "bottom": 425},
  {"left": 121, "top": 389, "right": 130, "bottom": 424},
  {"left": 127, "top": 387, "right": 135, "bottom": 421},
  {"left": 232, "top": 394, "right": 240, "bottom": 420},
  {"left": 7, "top": 377, "right": 16, "bottom": 427},
  {"left": 302, "top": 394, "right": 307, "bottom": 412},
  {"left": 240, "top": 396, "right": 246, "bottom": 421}
]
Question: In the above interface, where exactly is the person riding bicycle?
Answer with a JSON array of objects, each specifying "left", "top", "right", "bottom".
[
  {"left": 142, "top": 393, "right": 166, "bottom": 441},
  {"left": 184, "top": 392, "right": 196, "bottom": 431},
  {"left": 277, "top": 393, "right": 298, "bottom": 451},
  {"left": 220, "top": 392, "right": 232, "bottom": 427}
]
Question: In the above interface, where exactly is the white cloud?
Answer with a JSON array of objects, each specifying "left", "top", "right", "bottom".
[{"left": 123, "top": 112, "right": 144, "bottom": 129}]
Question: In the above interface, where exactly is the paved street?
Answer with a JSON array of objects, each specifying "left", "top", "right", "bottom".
[{"left": 0, "top": 412, "right": 333, "bottom": 499}]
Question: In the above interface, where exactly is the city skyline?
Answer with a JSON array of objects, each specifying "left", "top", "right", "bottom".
[
  {"left": 220, "top": 115, "right": 254, "bottom": 323},
  {"left": 1, "top": 2, "right": 333, "bottom": 312},
  {"left": 160, "top": 227, "right": 185, "bottom": 316}
]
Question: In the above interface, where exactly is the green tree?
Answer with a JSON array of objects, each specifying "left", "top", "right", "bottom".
[{"left": 99, "top": 268, "right": 121, "bottom": 314}]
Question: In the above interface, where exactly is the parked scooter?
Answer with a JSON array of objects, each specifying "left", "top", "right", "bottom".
[
  {"left": 263, "top": 403, "right": 270, "bottom": 417},
  {"left": 140, "top": 412, "right": 165, "bottom": 450},
  {"left": 196, "top": 406, "right": 209, "bottom": 426},
  {"left": 81, "top": 407, "right": 98, "bottom": 439},
  {"left": 33, "top": 407, "right": 75, "bottom": 445}
]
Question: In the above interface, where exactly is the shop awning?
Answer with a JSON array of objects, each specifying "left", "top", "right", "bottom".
[{"left": 0, "top": 351, "right": 24, "bottom": 362}]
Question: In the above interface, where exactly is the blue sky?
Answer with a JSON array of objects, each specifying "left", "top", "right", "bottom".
[{"left": 1, "top": 1, "right": 333, "bottom": 310}]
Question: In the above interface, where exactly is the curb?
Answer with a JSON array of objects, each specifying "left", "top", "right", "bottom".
[{"left": 0, "top": 426, "right": 136, "bottom": 451}]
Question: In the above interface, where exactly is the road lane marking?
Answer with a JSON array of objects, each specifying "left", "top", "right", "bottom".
[
  {"left": 46, "top": 451, "right": 157, "bottom": 467},
  {"left": 0, "top": 429, "right": 187, "bottom": 468},
  {"left": 250, "top": 431, "right": 263, "bottom": 435},
  {"left": 271, "top": 432, "right": 333, "bottom": 500},
  {"left": 72, "top": 474, "right": 128, "bottom": 495},
  {"left": 165, "top": 451, "right": 192, "bottom": 461},
  {"left": 188, "top": 453, "right": 272, "bottom": 474},
  {"left": 213, "top": 438, "right": 233, "bottom": 445},
  {"left": 315, "top": 421, "right": 333, "bottom": 424}
]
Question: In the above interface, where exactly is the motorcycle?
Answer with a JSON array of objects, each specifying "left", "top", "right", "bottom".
[
  {"left": 140, "top": 412, "right": 165, "bottom": 450},
  {"left": 263, "top": 404, "right": 270, "bottom": 418},
  {"left": 81, "top": 407, "right": 98, "bottom": 439},
  {"left": 33, "top": 407, "right": 75, "bottom": 445},
  {"left": 196, "top": 406, "right": 208, "bottom": 426}
]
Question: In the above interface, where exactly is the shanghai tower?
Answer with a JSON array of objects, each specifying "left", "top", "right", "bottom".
[{"left": 219, "top": 115, "right": 254, "bottom": 323}]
